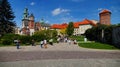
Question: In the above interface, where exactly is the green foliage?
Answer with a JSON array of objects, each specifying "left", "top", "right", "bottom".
[
  {"left": 19, "top": 35, "right": 32, "bottom": 45},
  {"left": 32, "top": 31, "right": 45, "bottom": 42},
  {"left": 0, "top": 0, "right": 16, "bottom": 35},
  {"left": 85, "top": 24, "right": 110, "bottom": 42},
  {"left": 104, "top": 25, "right": 114, "bottom": 44},
  {"left": 70, "top": 35, "right": 84, "bottom": 41},
  {"left": 78, "top": 42, "right": 118, "bottom": 49},
  {"left": 1, "top": 39, "right": 12, "bottom": 45},
  {"left": 0, "top": 34, "right": 20, "bottom": 45},
  {"left": 1, "top": 33, "right": 20, "bottom": 40},
  {"left": 66, "top": 22, "right": 74, "bottom": 36},
  {"left": 33, "top": 30, "right": 57, "bottom": 42},
  {"left": 84, "top": 24, "right": 120, "bottom": 48}
]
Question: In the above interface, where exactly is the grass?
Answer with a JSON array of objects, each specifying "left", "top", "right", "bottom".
[
  {"left": 70, "top": 35, "right": 84, "bottom": 41},
  {"left": 78, "top": 42, "right": 119, "bottom": 50},
  {"left": 70, "top": 35, "right": 119, "bottom": 50}
]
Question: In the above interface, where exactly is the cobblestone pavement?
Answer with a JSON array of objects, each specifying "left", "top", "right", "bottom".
[
  {"left": 0, "top": 43, "right": 119, "bottom": 52},
  {"left": 0, "top": 59, "right": 120, "bottom": 67},
  {"left": 0, "top": 43, "right": 120, "bottom": 67}
]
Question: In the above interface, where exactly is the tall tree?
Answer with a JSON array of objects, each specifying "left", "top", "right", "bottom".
[
  {"left": 66, "top": 22, "right": 74, "bottom": 36},
  {"left": 0, "top": 0, "right": 16, "bottom": 36}
]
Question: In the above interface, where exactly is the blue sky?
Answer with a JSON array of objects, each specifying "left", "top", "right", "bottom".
[{"left": 8, "top": 0, "right": 120, "bottom": 27}]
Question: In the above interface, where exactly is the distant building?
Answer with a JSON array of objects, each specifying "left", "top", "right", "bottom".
[
  {"left": 40, "top": 19, "right": 51, "bottom": 30},
  {"left": 50, "top": 19, "right": 96, "bottom": 35},
  {"left": 14, "top": 27, "right": 20, "bottom": 34},
  {"left": 73, "top": 19, "right": 96, "bottom": 35},
  {"left": 99, "top": 9, "right": 111, "bottom": 25},
  {"left": 20, "top": 8, "right": 50, "bottom": 36},
  {"left": 50, "top": 23, "right": 67, "bottom": 35}
]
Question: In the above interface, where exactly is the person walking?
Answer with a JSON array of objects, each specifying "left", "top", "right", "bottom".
[
  {"left": 44, "top": 39, "right": 47, "bottom": 48},
  {"left": 68, "top": 39, "right": 71, "bottom": 45},
  {"left": 31, "top": 39, "right": 35, "bottom": 46},
  {"left": 40, "top": 40, "right": 44, "bottom": 48},
  {"left": 74, "top": 39, "right": 77, "bottom": 44},
  {"left": 14, "top": 39, "right": 20, "bottom": 49},
  {"left": 57, "top": 38, "right": 60, "bottom": 43}
]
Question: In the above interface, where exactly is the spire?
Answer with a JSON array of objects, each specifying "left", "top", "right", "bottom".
[
  {"left": 40, "top": 18, "right": 45, "bottom": 24},
  {"left": 29, "top": 13, "right": 34, "bottom": 21},
  {"left": 23, "top": 8, "right": 29, "bottom": 19},
  {"left": 29, "top": 13, "right": 34, "bottom": 18}
]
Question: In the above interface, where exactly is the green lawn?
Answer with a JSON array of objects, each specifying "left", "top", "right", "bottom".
[
  {"left": 78, "top": 42, "right": 118, "bottom": 50},
  {"left": 70, "top": 35, "right": 119, "bottom": 50},
  {"left": 70, "top": 36, "right": 84, "bottom": 41}
]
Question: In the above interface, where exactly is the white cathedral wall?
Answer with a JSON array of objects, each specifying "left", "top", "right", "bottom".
[{"left": 30, "top": 29, "right": 35, "bottom": 36}]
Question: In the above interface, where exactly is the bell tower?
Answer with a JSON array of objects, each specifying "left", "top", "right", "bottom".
[
  {"left": 99, "top": 9, "right": 111, "bottom": 25},
  {"left": 29, "top": 13, "right": 34, "bottom": 29},
  {"left": 28, "top": 13, "right": 35, "bottom": 36},
  {"left": 22, "top": 8, "right": 29, "bottom": 28}
]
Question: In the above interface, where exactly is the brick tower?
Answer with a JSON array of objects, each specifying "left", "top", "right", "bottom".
[
  {"left": 28, "top": 13, "right": 35, "bottom": 35},
  {"left": 99, "top": 9, "right": 111, "bottom": 25}
]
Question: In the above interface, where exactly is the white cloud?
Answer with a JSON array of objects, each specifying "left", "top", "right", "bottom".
[
  {"left": 30, "top": 2, "right": 35, "bottom": 6},
  {"left": 52, "top": 8, "right": 70, "bottom": 16},
  {"left": 97, "top": 8, "right": 103, "bottom": 11}
]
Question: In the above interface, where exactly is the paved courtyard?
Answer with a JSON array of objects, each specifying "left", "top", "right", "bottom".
[{"left": 0, "top": 43, "right": 120, "bottom": 67}]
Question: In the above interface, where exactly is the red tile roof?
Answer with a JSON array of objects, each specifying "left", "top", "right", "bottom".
[
  {"left": 100, "top": 9, "right": 111, "bottom": 14},
  {"left": 74, "top": 19, "right": 96, "bottom": 28},
  {"left": 50, "top": 23, "right": 67, "bottom": 29},
  {"left": 51, "top": 19, "right": 96, "bottom": 29}
]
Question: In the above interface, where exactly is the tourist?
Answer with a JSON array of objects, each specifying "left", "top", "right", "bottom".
[
  {"left": 44, "top": 39, "right": 47, "bottom": 48},
  {"left": 74, "top": 39, "right": 77, "bottom": 44},
  {"left": 57, "top": 38, "right": 60, "bottom": 43},
  {"left": 65, "top": 37, "right": 68, "bottom": 43},
  {"left": 40, "top": 40, "right": 44, "bottom": 48},
  {"left": 31, "top": 39, "right": 35, "bottom": 46},
  {"left": 68, "top": 39, "right": 71, "bottom": 45},
  {"left": 14, "top": 39, "right": 20, "bottom": 49}
]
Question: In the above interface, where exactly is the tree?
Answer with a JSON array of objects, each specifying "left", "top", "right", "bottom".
[
  {"left": 33, "top": 30, "right": 57, "bottom": 42},
  {"left": 66, "top": 22, "right": 74, "bottom": 36},
  {"left": 0, "top": 0, "right": 16, "bottom": 36}
]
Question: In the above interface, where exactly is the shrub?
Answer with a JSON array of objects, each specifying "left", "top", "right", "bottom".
[
  {"left": 85, "top": 24, "right": 115, "bottom": 47},
  {"left": 0, "top": 33, "right": 20, "bottom": 45},
  {"left": 19, "top": 35, "right": 32, "bottom": 45},
  {"left": 33, "top": 30, "right": 57, "bottom": 42},
  {"left": 1, "top": 39, "right": 12, "bottom": 45}
]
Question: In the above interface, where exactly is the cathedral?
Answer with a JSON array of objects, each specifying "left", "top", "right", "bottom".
[{"left": 20, "top": 8, "right": 50, "bottom": 36}]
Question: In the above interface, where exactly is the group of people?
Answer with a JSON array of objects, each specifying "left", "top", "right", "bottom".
[
  {"left": 40, "top": 39, "right": 54, "bottom": 48},
  {"left": 14, "top": 37, "right": 77, "bottom": 49},
  {"left": 57, "top": 37, "right": 77, "bottom": 45},
  {"left": 14, "top": 39, "right": 53, "bottom": 49}
]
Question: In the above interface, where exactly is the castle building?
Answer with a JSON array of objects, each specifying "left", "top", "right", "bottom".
[
  {"left": 50, "top": 19, "right": 96, "bottom": 35},
  {"left": 99, "top": 9, "right": 111, "bottom": 25},
  {"left": 21, "top": 8, "right": 41, "bottom": 36},
  {"left": 20, "top": 8, "right": 51, "bottom": 36},
  {"left": 73, "top": 19, "right": 96, "bottom": 35}
]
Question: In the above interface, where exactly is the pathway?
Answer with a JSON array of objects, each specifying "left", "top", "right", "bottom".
[{"left": 0, "top": 43, "right": 120, "bottom": 67}]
